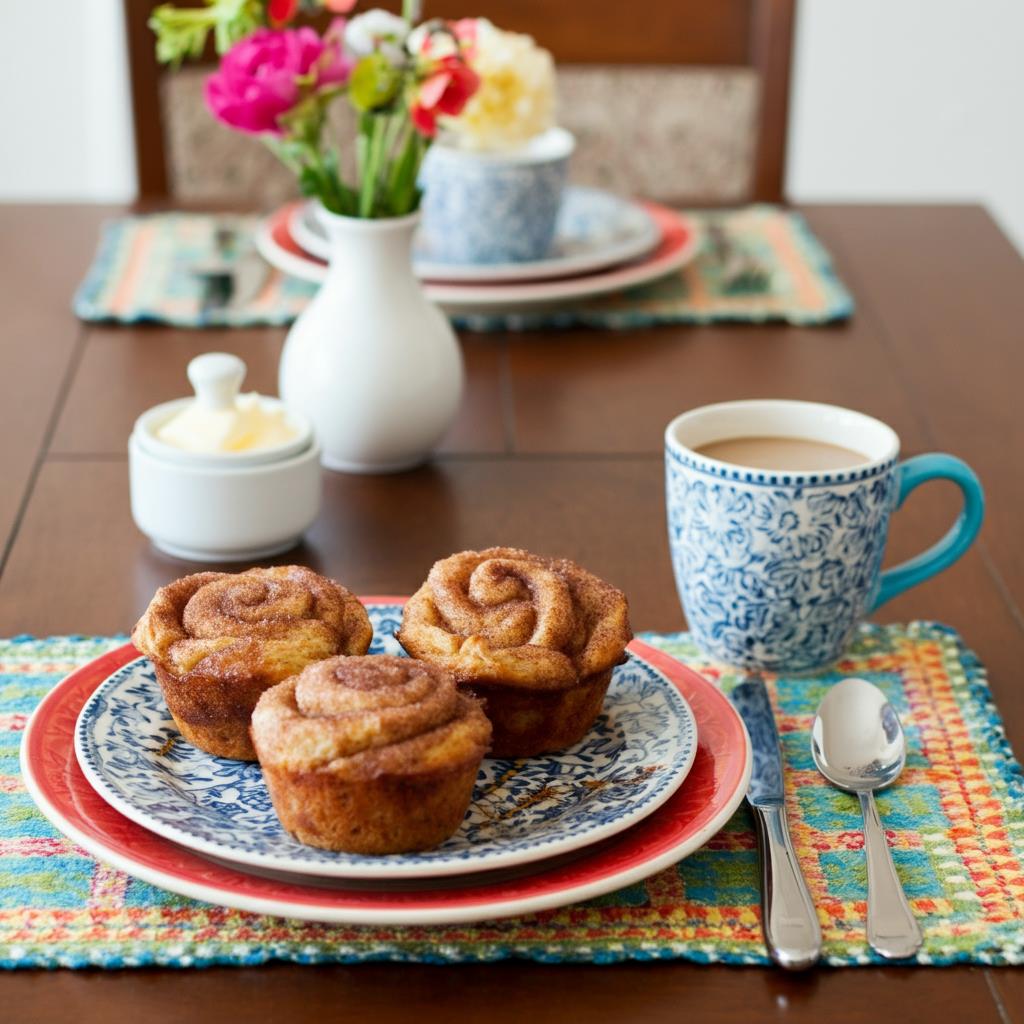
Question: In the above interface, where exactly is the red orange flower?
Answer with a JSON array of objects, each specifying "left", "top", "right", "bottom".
[
  {"left": 268, "top": 0, "right": 298, "bottom": 27},
  {"left": 411, "top": 56, "right": 479, "bottom": 137}
]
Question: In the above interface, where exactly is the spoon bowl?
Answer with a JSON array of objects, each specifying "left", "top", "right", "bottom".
[
  {"left": 811, "top": 677, "right": 906, "bottom": 791},
  {"left": 811, "top": 677, "right": 923, "bottom": 959}
]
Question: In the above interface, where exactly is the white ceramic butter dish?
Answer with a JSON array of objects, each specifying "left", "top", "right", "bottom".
[{"left": 128, "top": 353, "right": 321, "bottom": 562}]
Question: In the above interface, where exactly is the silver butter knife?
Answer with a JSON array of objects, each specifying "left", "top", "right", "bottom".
[{"left": 732, "top": 676, "right": 822, "bottom": 970}]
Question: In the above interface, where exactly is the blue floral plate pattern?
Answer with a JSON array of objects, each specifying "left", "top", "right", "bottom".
[{"left": 74, "top": 603, "right": 698, "bottom": 880}]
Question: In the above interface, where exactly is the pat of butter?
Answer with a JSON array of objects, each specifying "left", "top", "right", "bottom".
[
  {"left": 154, "top": 351, "right": 300, "bottom": 455},
  {"left": 157, "top": 393, "right": 297, "bottom": 454}
]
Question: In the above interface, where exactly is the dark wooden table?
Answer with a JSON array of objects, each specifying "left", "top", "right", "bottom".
[{"left": 1, "top": 203, "right": 1021, "bottom": 1022}]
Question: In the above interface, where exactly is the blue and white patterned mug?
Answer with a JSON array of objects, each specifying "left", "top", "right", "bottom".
[
  {"left": 418, "top": 128, "right": 574, "bottom": 264},
  {"left": 665, "top": 400, "right": 984, "bottom": 671}
]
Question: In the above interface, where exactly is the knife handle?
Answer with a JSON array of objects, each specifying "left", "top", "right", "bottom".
[{"left": 752, "top": 803, "right": 822, "bottom": 970}]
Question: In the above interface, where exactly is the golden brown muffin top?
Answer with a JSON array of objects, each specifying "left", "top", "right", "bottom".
[
  {"left": 132, "top": 565, "right": 372, "bottom": 684},
  {"left": 396, "top": 547, "right": 632, "bottom": 689},
  {"left": 250, "top": 654, "right": 491, "bottom": 775}
]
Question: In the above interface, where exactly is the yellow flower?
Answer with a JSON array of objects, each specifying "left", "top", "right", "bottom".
[{"left": 443, "top": 20, "right": 556, "bottom": 150}]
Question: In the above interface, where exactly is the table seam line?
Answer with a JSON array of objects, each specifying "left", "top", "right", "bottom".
[
  {"left": 803, "top": 208, "right": 935, "bottom": 449},
  {"left": 985, "top": 970, "right": 1013, "bottom": 1024},
  {"left": 809, "top": 209, "right": 1024, "bottom": 648},
  {"left": 0, "top": 324, "right": 89, "bottom": 581},
  {"left": 976, "top": 541, "right": 1024, "bottom": 639}
]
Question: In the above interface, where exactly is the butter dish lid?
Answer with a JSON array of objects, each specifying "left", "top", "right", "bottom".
[{"left": 132, "top": 353, "right": 314, "bottom": 468}]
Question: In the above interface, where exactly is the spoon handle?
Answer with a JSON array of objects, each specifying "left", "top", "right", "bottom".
[
  {"left": 858, "top": 790, "right": 923, "bottom": 958},
  {"left": 751, "top": 804, "right": 822, "bottom": 969}
]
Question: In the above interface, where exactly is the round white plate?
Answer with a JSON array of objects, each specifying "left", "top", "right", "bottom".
[
  {"left": 290, "top": 187, "right": 661, "bottom": 284},
  {"left": 75, "top": 602, "right": 698, "bottom": 881},
  {"left": 257, "top": 200, "right": 699, "bottom": 311}
]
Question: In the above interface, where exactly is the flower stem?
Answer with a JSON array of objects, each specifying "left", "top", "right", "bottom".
[
  {"left": 358, "top": 114, "right": 387, "bottom": 217},
  {"left": 386, "top": 125, "right": 424, "bottom": 216}
]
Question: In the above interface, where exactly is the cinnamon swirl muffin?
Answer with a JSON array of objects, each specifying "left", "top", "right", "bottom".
[
  {"left": 251, "top": 655, "right": 491, "bottom": 853},
  {"left": 132, "top": 566, "right": 373, "bottom": 760},
  {"left": 397, "top": 547, "right": 632, "bottom": 757}
]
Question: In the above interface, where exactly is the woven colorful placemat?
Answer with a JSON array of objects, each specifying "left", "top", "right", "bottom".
[
  {"left": 1, "top": 622, "right": 1021, "bottom": 969},
  {"left": 72, "top": 205, "right": 852, "bottom": 332}
]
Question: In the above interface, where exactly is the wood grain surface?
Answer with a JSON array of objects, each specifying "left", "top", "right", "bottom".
[{"left": 1, "top": 203, "right": 1022, "bottom": 1023}]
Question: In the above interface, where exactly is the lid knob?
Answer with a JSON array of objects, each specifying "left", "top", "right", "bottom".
[{"left": 187, "top": 353, "right": 246, "bottom": 412}]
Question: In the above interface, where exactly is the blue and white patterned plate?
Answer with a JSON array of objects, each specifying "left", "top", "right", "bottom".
[
  {"left": 289, "top": 187, "right": 661, "bottom": 284},
  {"left": 74, "top": 603, "right": 697, "bottom": 880}
]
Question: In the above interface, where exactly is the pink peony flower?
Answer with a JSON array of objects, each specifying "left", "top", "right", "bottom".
[
  {"left": 204, "top": 24, "right": 352, "bottom": 136},
  {"left": 411, "top": 56, "right": 479, "bottom": 137}
]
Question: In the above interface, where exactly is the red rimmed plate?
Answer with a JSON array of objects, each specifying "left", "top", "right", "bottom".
[
  {"left": 255, "top": 200, "right": 700, "bottom": 312},
  {"left": 22, "top": 632, "right": 749, "bottom": 925}
]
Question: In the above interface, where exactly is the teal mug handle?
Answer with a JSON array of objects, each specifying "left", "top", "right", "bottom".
[{"left": 871, "top": 454, "right": 985, "bottom": 610}]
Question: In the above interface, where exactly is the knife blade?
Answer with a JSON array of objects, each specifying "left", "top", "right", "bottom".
[{"left": 732, "top": 676, "right": 822, "bottom": 970}]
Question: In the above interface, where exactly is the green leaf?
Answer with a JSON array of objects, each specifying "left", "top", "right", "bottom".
[
  {"left": 297, "top": 165, "right": 319, "bottom": 195},
  {"left": 148, "top": 0, "right": 264, "bottom": 65},
  {"left": 148, "top": 7, "right": 213, "bottom": 65}
]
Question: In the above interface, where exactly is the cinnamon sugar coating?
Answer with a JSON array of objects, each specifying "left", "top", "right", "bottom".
[
  {"left": 397, "top": 547, "right": 632, "bottom": 688},
  {"left": 396, "top": 547, "right": 632, "bottom": 756},
  {"left": 132, "top": 566, "right": 372, "bottom": 760},
  {"left": 252, "top": 655, "right": 491, "bottom": 853}
]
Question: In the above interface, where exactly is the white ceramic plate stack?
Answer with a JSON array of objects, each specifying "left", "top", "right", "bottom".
[{"left": 256, "top": 187, "right": 701, "bottom": 315}]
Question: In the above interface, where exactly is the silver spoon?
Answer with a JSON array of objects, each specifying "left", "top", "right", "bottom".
[{"left": 811, "top": 677, "right": 923, "bottom": 959}]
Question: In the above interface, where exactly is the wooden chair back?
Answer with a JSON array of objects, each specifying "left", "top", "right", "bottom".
[{"left": 124, "top": 0, "right": 796, "bottom": 203}]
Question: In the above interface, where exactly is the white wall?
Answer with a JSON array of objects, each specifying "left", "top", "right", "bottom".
[
  {"left": 786, "top": 0, "right": 1024, "bottom": 254},
  {"left": 0, "top": 0, "right": 1021, "bottom": 254},
  {"left": 0, "top": 0, "right": 135, "bottom": 203}
]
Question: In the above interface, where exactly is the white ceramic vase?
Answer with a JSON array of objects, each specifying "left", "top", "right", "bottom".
[{"left": 278, "top": 205, "right": 463, "bottom": 473}]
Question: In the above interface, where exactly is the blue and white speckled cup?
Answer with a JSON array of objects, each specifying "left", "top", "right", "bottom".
[{"left": 418, "top": 128, "right": 575, "bottom": 264}]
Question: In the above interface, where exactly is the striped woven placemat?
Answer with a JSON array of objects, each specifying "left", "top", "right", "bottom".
[
  {"left": 72, "top": 205, "right": 852, "bottom": 332},
  {"left": 1, "top": 622, "right": 1020, "bottom": 968}
]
